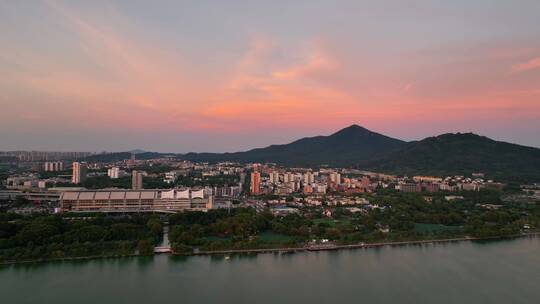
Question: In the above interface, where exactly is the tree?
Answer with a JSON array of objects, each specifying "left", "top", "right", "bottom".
[
  {"left": 137, "top": 239, "right": 154, "bottom": 256},
  {"left": 325, "top": 228, "right": 342, "bottom": 240},
  {"left": 75, "top": 225, "right": 107, "bottom": 242},
  {"left": 16, "top": 223, "right": 59, "bottom": 245},
  {"left": 146, "top": 218, "right": 163, "bottom": 239}
]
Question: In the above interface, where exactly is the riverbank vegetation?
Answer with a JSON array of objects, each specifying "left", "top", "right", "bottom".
[{"left": 0, "top": 214, "right": 162, "bottom": 263}]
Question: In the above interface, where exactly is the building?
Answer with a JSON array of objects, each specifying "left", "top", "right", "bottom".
[
  {"left": 59, "top": 188, "right": 213, "bottom": 213},
  {"left": 6, "top": 176, "right": 36, "bottom": 189},
  {"left": 423, "top": 183, "right": 441, "bottom": 193},
  {"left": 283, "top": 172, "right": 294, "bottom": 183},
  {"left": 164, "top": 171, "right": 178, "bottom": 184},
  {"left": 413, "top": 176, "right": 443, "bottom": 183},
  {"left": 275, "top": 186, "right": 293, "bottom": 195},
  {"left": 0, "top": 190, "right": 61, "bottom": 204},
  {"left": 108, "top": 167, "right": 120, "bottom": 179},
  {"left": 329, "top": 172, "right": 341, "bottom": 185},
  {"left": 71, "top": 162, "right": 87, "bottom": 184},
  {"left": 399, "top": 183, "right": 421, "bottom": 193},
  {"left": 313, "top": 183, "right": 327, "bottom": 194},
  {"left": 44, "top": 161, "right": 64, "bottom": 172},
  {"left": 440, "top": 184, "right": 457, "bottom": 191},
  {"left": 213, "top": 185, "right": 241, "bottom": 198},
  {"left": 303, "top": 171, "right": 314, "bottom": 185},
  {"left": 269, "top": 171, "right": 280, "bottom": 184},
  {"left": 132, "top": 170, "right": 143, "bottom": 190},
  {"left": 250, "top": 171, "right": 261, "bottom": 195},
  {"left": 461, "top": 183, "right": 479, "bottom": 191}
]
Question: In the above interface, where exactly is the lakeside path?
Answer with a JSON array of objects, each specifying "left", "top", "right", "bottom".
[{"left": 188, "top": 232, "right": 540, "bottom": 256}]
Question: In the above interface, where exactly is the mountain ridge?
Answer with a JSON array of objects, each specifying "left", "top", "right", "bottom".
[
  {"left": 83, "top": 125, "right": 540, "bottom": 181},
  {"left": 180, "top": 125, "right": 540, "bottom": 181},
  {"left": 362, "top": 132, "right": 540, "bottom": 181},
  {"left": 181, "top": 124, "right": 407, "bottom": 166}
]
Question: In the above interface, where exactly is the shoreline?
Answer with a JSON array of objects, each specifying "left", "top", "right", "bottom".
[
  {"left": 187, "top": 232, "right": 540, "bottom": 256},
  {"left": 2, "top": 232, "right": 539, "bottom": 266}
]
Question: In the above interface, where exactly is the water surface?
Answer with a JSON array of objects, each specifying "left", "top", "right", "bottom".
[{"left": 2, "top": 237, "right": 539, "bottom": 303}]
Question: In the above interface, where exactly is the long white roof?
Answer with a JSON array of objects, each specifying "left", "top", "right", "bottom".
[{"left": 60, "top": 188, "right": 208, "bottom": 200}]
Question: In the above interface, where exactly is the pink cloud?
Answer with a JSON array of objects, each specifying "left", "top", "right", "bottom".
[
  {"left": 511, "top": 57, "right": 540, "bottom": 73},
  {"left": 2, "top": 3, "right": 540, "bottom": 148}
]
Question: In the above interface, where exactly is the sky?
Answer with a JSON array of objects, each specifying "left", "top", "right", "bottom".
[{"left": 1, "top": 0, "right": 540, "bottom": 152}]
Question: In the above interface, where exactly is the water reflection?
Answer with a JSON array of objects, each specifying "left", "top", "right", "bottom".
[
  {"left": 136, "top": 256, "right": 154, "bottom": 270},
  {"left": 209, "top": 254, "right": 227, "bottom": 263},
  {"left": 168, "top": 255, "right": 189, "bottom": 263},
  {"left": 235, "top": 252, "right": 258, "bottom": 261},
  {"left": 1, "top": 238, "right": 540, "bottom": 304}
]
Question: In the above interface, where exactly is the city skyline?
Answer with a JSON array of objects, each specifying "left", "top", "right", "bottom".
[{"left": 1, "top": 0, "right": 540, "bottom": 152}]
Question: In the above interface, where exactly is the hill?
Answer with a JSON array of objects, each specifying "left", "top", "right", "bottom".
[
  {"left": 78, "top": 126, "right": 540, "bottom": 182},
  {"left": 362, "top": 133, "right": 540, "bottom": 181},
  {"left": 182, "top": 125, "right": 406, "bottom": 166}
]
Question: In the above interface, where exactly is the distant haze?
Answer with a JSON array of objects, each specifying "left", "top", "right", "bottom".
[{"left": 1, "top": 1, "right": 539, "bottom": 152}]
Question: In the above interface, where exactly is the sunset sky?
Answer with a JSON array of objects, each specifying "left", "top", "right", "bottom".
[{"left": 1, "top": 0, "right": 540, "bottom": 152}]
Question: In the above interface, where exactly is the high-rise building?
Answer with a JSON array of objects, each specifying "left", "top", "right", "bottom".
[
  {"left": 132, "top": 170, "right": 143, "bottom": 190},
  {"left": 269, "top": 171, "right": 279, "bottom": 184},
  {"left": 303, "top": 171, "right": 314, "bottom": 185},
  {"left": 329, "top": 172, "right": 341, "bottom": 185},
  {"left": 108, "top": 167, "right": 120, "bottom": 179},
  {"left": 250, "top": 171, "right": 261, "bottom": 195},
  {"left": 44, "top": 161, "right": 64, "bottom": 172},
  {"left": 72, "top": 162, "right": 87, "bottom": 184},
  {"left": 239, "top": 172, "right": 247, "bottom": 185},
  {"left": 283, "top": 172, "right": 293, "bottom": 183}
]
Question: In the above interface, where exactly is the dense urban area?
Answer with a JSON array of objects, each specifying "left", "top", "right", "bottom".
[{"left": 1, "top": 150, "right": 539, "bottom": 263}]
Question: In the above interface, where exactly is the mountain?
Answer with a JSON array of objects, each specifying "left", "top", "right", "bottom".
[
  {"left": 77, "top": 125, "right": 540, "bottom": 182},
  {"left": 183, "top": 126, "right": 540, "bottom": 181},
  {"left": 128, "top": 149, "right": 147, "bottom": 154},
  {"left": 363, "top": 133, "right": 540, "bottom": 181},
  {"left": 182, "top": 125, "right": 406, "bottom": 166}
]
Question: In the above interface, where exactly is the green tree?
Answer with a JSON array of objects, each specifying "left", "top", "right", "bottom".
[{"left": 137, "top": 239, "right": 154, "bottom": 256}]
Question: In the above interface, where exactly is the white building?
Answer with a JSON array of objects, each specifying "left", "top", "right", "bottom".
[
  {"left": 283, "top": 172, "right": 294, "bottom": 183},
  {"left": 108, "top": 167, "right": 121, "bottom": 179},
  {"left": 269, "top": 171, "right": 280, "bottom": 184},
  {"left": 164, "top": 171, "right": 178, "bottom": 184},
  {"left": 60, "top": 188, "right": 213, "bottom": 213},
  {"left": 72, "top": 162, "right": 87, "bottom": 184},
  {"left": 44, "top": 161, "right": 64, "bottom": 172}
]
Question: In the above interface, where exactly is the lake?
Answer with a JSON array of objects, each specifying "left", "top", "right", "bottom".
[{"left": 1, "top": 236, "right": 540, "bottom": 303}]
